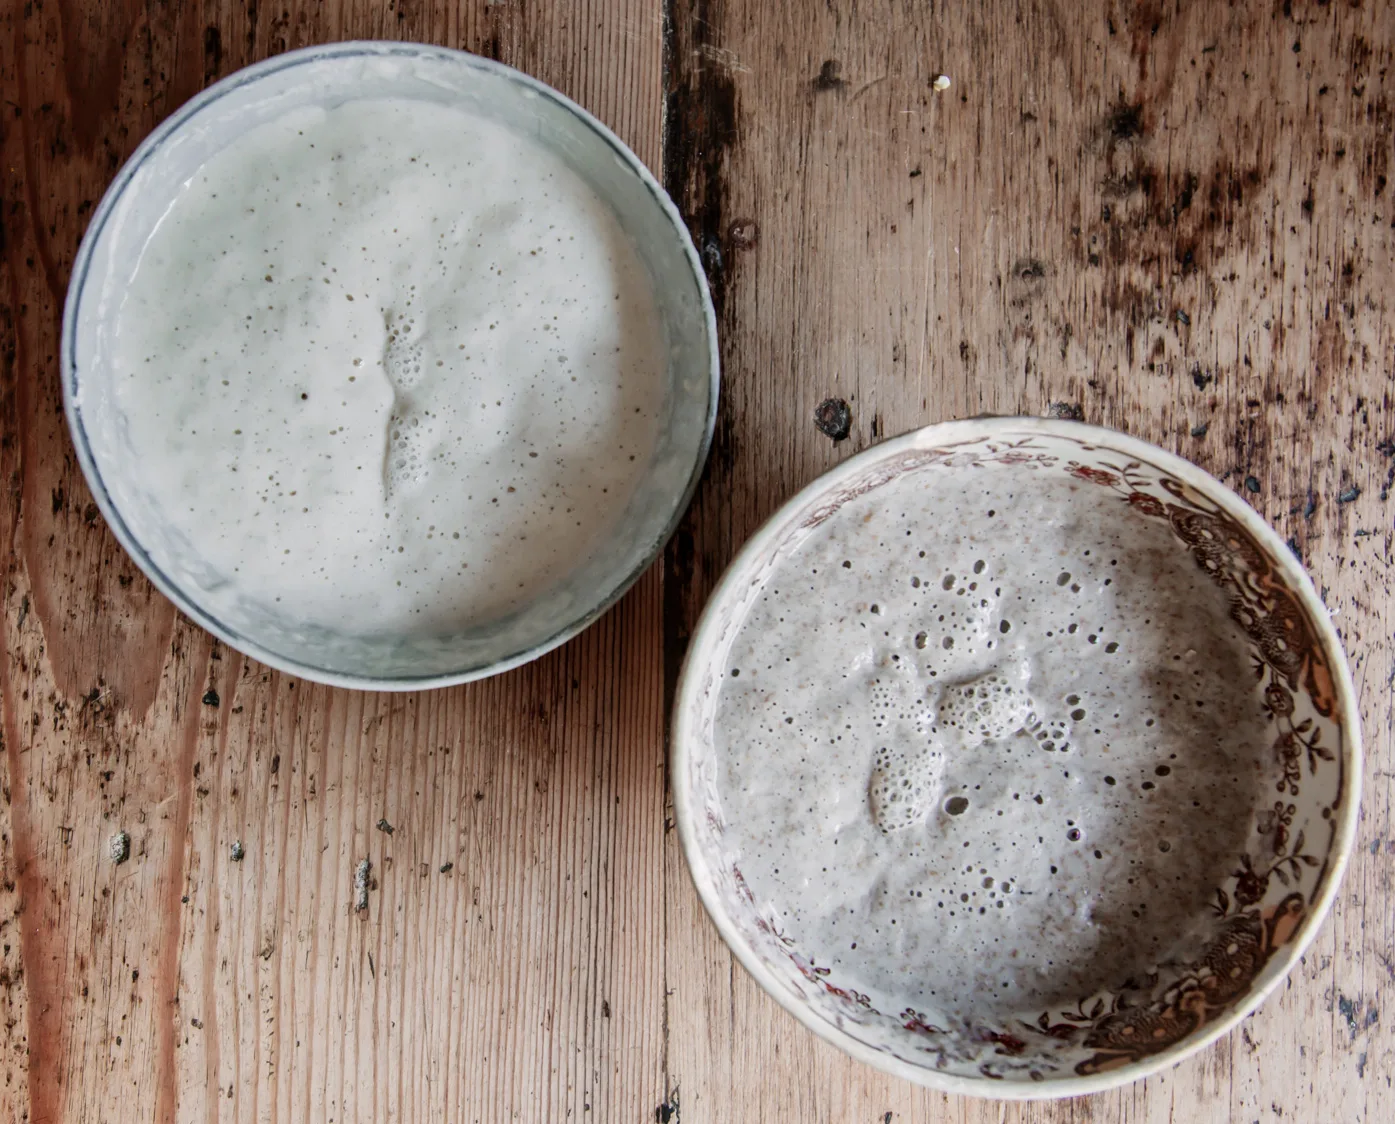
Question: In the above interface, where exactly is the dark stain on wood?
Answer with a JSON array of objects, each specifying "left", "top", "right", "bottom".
[
  {"left": 663, "top": 16, "right": 737, "bottom": 311},
  {"left": 661, "top": 0, "right": 739, "bottom": 712},
  {"left": 204, "top": 27, "right": 224, "bottom": 83},
  {"left": 1106, "top": 101, "right": 1145, "bottom": 141},
  {"left": 813, "top": 398, "right": 853, "bottom": 443},
  {"left": 813, "top": 59, "right": 845, "bottom": 92}
]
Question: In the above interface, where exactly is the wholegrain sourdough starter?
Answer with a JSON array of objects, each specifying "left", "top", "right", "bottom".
[
  {"left": 111, "top": 97, "right": 664, "bottom": 633},
  {"left": 711, "top": 466, "right": 1274, "bottom": 1020}
]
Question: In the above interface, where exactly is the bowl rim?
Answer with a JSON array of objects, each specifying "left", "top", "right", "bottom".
[
  {"left": 60, "top": 39, "right": 719, "bottom": 691},
  {"left": 670, "top": 415, "right": 1362, "bottom": 1100}
]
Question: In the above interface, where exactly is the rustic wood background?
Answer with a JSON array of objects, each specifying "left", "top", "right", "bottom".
[{"left": 2, "top": 0, "right": 1391, "bottom": 1120}]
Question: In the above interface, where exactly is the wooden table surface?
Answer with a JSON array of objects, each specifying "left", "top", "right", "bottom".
[{"left": 2, "top": 1, "right": 1392, "bottom": 1120}]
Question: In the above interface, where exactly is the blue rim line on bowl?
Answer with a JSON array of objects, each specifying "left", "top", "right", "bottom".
[{"left": 62, "top": 41, "right": 719, "bottom": 690}]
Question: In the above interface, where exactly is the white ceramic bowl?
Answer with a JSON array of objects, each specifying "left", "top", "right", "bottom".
[
  {"left": 672, "top": 417, "right": 1359, "bottom": 1098},
  {"left": 63, "top": 42, "right": 717, "bottom": 689}
]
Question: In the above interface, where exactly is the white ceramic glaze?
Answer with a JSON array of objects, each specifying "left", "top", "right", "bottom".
[{"left": 63, "top": 42, "right": 718, "bottom": 689}]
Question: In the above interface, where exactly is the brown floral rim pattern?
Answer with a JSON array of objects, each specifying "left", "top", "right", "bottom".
[{"left": 689, "top": 431, "right": 1350, "bottom": 1084}]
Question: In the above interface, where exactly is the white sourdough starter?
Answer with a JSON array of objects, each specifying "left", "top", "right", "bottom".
[
  {"left": 111, "top": 98, "right": 664, "bottom": 633},
  {"left": 712, "top": 467, "right": 1273, "bottom": 1020}
]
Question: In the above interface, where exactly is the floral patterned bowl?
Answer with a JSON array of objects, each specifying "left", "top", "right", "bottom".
[{"left": 671, "top": 417, "right": 1360, "bottom": 1099}]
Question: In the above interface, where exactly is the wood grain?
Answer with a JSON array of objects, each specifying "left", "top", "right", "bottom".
[
  {"left": 661, "top": 0, "right": 1394, "bottom": 1120},
  {"left": 2, "top": 2, "right": 667, "bottom": 1122},
  {"left": 1, "top": 1, "right": 1391, "bottom": 1122}
]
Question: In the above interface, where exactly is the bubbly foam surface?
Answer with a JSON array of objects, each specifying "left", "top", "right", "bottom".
[
  {"left": 110, "top": 98, "right": 665, "bottom": 635},
  {"left": 712, "top": 467, "right": 1273, "bottom": 1020}
]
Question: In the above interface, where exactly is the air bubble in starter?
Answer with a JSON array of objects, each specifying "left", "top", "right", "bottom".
[
  {"left": 866, "top": 659, "right": 1034, "bottom": 831},
  {"left": 868, "top": 740, "right": 946, "bottom": 832},
  {"left": 382, "top": 301, "right": 434, "bottom": 494},
  {"left": 935, "top": 660, "right": 1034, "bottom": 745}
]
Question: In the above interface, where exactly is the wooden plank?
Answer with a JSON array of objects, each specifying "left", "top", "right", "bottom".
[
  {"left": 0, "top": 2, "right": 667, "bottom": 1123},
  {"left": 4, "top": 0, "right": 1394, "bottom": 1121},
  {"left": 661, "top": 0, "right": 1394, "bottom": 1121}
]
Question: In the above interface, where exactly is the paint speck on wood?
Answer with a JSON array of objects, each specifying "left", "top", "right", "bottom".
[
  {"left": 813, "top": 398, "right": 852, "bottom": 442},
  {"left": 354, "top": 859, "right": 371, "bottom": 912}
]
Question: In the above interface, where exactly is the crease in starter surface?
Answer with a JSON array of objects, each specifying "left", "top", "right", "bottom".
[{"left": 108, "top": 96, "right": 666, "bottom": 635}]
